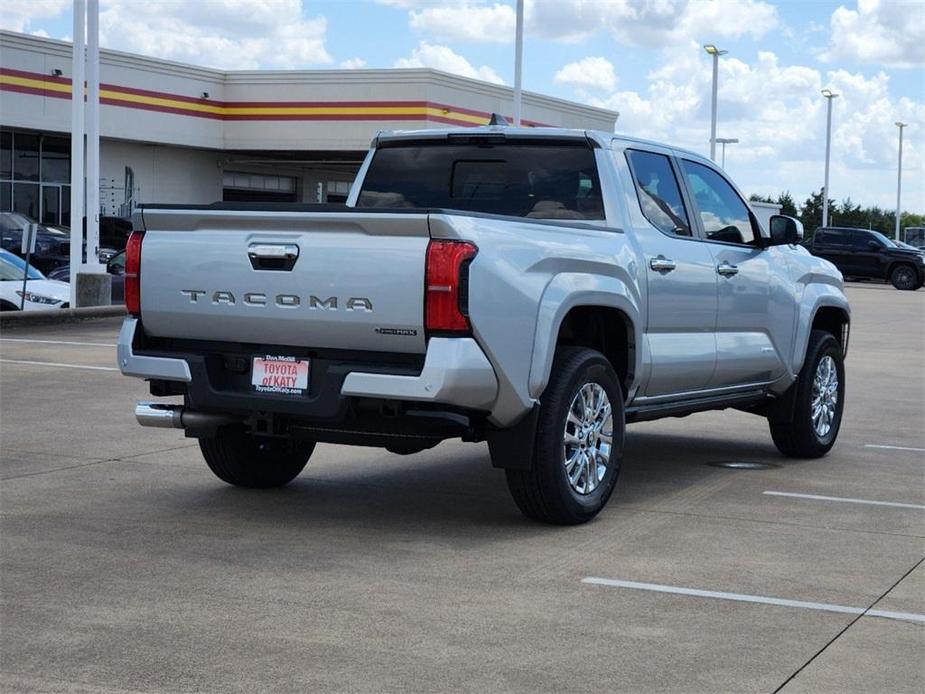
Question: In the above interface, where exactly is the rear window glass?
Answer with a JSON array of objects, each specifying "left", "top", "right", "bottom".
[{"left": 357, "top": 140, "right": 605, "bottom": 220}]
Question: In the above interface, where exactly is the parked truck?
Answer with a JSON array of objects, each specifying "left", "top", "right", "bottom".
[{"left": 118, "top": 126, "right": 850, "bottom": 524}]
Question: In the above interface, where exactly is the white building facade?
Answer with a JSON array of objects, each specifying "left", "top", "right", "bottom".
[{"left": 0, "top": 31, "right": 618, "bottom": 226}]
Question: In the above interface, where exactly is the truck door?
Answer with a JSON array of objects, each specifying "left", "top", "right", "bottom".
[
  {"left": 623, "top": 149, "right": 718, "bottom": 397},
  {"left": 812, "top": 229, "right": 853, "bottom": 275},
  {"left": 847, "top": 230, "right": 887, "bottom": 278},
  {"left": 678, "top": 159, "right": 792, "bottom": 388}
]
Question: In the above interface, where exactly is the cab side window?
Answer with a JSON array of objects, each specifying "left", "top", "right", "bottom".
[
  {"left": 850, "top": 231, "right": 878, "bottom": 250},
  {"left": 625, "top": 150, "right": 692, "bottom": 237},
  {"left": 681, "top": 160, "right": 758, "bottom": 246}
]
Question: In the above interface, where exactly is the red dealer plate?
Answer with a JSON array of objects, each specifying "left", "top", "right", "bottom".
[{"left": 252, "top": 356, "right": 310, "bottom": 395}]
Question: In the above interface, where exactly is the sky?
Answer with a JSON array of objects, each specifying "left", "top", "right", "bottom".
[{"left": 3, "top": 0, "right": 924, "bottom": 212}]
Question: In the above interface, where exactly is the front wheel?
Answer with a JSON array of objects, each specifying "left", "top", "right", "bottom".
[
  {"left": 769, "top": 330, "right": 845, "bottom": 458},
  {"left": 890, "top": 264, "right": 920, "bottom": 290},
  {"left": 199, "top": 426, "right": 315, "bottom": 488},
  {"left": 505, "top": 347, "right": 625, "bottom": 525}
]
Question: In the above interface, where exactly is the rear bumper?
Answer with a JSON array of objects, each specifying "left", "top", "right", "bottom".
[
  {"left": 118, "top": 318, "right": 192, "bottom": 382},
  {"left": 342, "top": 337, "right": 497, "bottom": 410},
  {"left": 117, "top": 317, "right": 497, "bottom": 414}
]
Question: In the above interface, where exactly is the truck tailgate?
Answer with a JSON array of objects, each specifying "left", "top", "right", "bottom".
[{"left": 137, "top": 209, "right": 429, "bottom": 354}]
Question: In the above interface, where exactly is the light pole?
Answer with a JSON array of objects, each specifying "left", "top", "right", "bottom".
[
  {"left": 895, "top": 121, "right": 907, "bottom": 242},
  {"left": 69, "top": 0, "right": 86, "bottom": 309},
  {"left": 821, "top": 88, "right": 839, "bottom": 228},
  {"left": 715, "top": 137, "right": 738, "bottom": 168},
  {"left": 704, "top": 44, "right": 727, "bottom": 161},
  {"left": 512, "top": 0, "right": 524, "bottom": 126}
]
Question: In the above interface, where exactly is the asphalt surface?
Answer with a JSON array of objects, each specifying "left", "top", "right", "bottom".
[{"left": 1, "top": 284, "right": 923, "bottom": 693}]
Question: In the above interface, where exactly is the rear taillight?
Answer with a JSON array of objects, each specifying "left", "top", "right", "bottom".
[
  {"left": 124, "top": 230, "right": 144, "bottom": 317},
  {"left": 425, "top": 240, "right": 477, "bottom": 335}
]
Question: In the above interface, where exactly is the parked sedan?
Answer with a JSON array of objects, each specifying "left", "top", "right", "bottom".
[{"left": 0, "top": 249, "right": 69, "bottom": 311}]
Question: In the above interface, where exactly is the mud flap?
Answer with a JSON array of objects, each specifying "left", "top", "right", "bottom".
[
  {"left": 486, "top": 405, "right": 540, "bottom": 470},
  {"left": 766, "top": 382, "right": 798, "bottom": 424}
]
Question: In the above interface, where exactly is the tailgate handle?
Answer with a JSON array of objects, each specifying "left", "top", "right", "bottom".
[{"left": 248, "top": 243, "right": 299, "bottom": 271}]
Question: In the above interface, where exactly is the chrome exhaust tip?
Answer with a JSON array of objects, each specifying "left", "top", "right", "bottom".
[
  {"left": 135, "top": 402, "right": 183, "bottom": 428},
  {"left": 135, "top": 402, "right": 240, "bottom": 430}
]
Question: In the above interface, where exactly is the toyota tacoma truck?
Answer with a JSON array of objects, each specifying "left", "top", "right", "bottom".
[{"left": 118, "top": 126, "right": 850, "bottom": 524}]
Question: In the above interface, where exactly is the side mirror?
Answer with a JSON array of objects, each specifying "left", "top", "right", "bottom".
[
  {"left": 768, "top": 215, "right": 804, "bottom": 246},
  {"left": 867, "top": 240, "right": 880, "bottom": 250}
]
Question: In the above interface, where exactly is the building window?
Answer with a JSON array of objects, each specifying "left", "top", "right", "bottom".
[
  {"left": 222, "top": 171, "right": 297, "bottom": 203},
  {"left": 13, "top": 183, "right": 39, "bottom": 218},
  {"left": 0, "top": 130, "right": 73, "bottom": 226},
  {"left": 0, "top": 132, "right": 11, "bottom": 180},
  {"left": 13, "top": 133, "right": 40, "bottom": 181},
  {"left": 324, "top": 180, "right": 352, "bottom": 203},
  {"left": 41, "top": 136, "right": 70, "bottom": 183}
]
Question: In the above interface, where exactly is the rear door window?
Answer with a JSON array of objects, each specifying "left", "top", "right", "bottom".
[
  {"left": 817, "top": 229, "right": 847, "bottom": 246},
  {"left": 625, "top": 150, "right": 692, "bottom": 237},
  {"left": 847, "top": 231, "right": 870, "bottom": 250},
  {"left": 358, "top": 139, "right": 605, "bottom": 221}
]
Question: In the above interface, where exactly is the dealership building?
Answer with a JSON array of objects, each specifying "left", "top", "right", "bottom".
[{"left": 0, "top": 31, "right": 618, "bottom": 227}]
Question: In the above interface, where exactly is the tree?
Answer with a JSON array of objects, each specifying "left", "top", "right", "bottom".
[
  {"left": 776, "top": 191, "right": 798, "bottom": 217},
  {"left": 750, "top": 189, "right": 922, "bottom": 240}
]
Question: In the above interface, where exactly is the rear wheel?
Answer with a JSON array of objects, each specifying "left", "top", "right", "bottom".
[
  {"left": 505, "top": 346, "right": 625, "bottom": 525},
  {"left": 199, "top": 426, "right": 315, "bottom": 488},
  {"left": 769, "top": 330, "right": 844, "bottom": 458},
  {"left": 890, "top": 264, "right": 919, "bottom": 290}
]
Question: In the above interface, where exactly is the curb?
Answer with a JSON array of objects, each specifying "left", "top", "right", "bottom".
[{"left": 0, "top": 305, "right": 126, "bottom": 328}]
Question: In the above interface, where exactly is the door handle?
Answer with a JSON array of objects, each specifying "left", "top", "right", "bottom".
[
  {"left": 247, "top": 243, "right": 299, "bottom": 271},
  {"left": 716, "top": 261, "right": 739, "bottom": 277},
  {"left": 649, "top": 255, "right": 677, "bottom": 272},
  {"left": 248, "top": 243, "right": 299, "bottom": 259}
]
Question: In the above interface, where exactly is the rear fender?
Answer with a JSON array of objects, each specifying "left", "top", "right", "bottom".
[{"left": 529, "top": 273, "right": 642, "bottom": 400}]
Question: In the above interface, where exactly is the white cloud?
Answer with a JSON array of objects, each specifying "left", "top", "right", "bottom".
[
  {"left": 554, "top": 56, "right": 617, "bottom": 92},
  {"left": 821, "top": 0, "right": 925, "bottom": 68},
  {"left": 388, "top": 0, "right": 778, "bottom": 46},
  {"left": 578, "top": 47, "right": 923, "bottom": 209},
  {"left": 394, "top": 41, "right": 504, "bottom": 83},
  {"left": 95, "top": 0, "right": 332, "bottom": 70},
  {"left": 340, "top": 57, "right": 368, "bottom": 69},
  {"left": 0, "top": 0, "right": 69, "bottom": 33},
  {"left": 410, "top": 2, "right": 515, "bottom": 43}
]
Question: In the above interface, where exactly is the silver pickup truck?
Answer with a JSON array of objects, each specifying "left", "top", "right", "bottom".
[{"left": 118, "top": 126, "right": 849, "bottom": 524}]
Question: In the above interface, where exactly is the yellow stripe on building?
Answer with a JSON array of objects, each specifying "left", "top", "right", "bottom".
[{"left": 0, "top": 74, "right": 488, "bottom": 124}]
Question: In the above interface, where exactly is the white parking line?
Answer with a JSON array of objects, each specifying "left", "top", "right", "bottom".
[
  {"left": 0, "top": 338, "right": 115, "bottom": 348},
  {"left": 763, "top": 490, "right": 925, "bottom": 510},
  {"left": 865, "top": 444, "right": 925, "bottom": 453},
  {"left": 0, "top": 359, "right": 118, "bottom": 372},
  {"left": 581, "top": 578, "right": 925, "bottom": 624}
]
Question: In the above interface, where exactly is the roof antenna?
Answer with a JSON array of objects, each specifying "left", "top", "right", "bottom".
[{"left": 488, "top": 113, "right": 510, "bottom": 126}]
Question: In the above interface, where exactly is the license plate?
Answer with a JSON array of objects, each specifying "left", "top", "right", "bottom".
[{"left": 251, "top": 356, "right": 309, "bottom": 395}]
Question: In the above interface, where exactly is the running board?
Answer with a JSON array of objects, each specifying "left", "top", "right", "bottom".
[{"left": 626, "top": 389, "right": 768, "bottom": 423}]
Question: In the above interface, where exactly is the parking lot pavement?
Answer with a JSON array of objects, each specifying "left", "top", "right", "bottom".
[{"left": 1, "top": 286, "right": 923, "bottom": 694}]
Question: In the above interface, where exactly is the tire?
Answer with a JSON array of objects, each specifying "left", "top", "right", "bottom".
[
  {"left": 890, "top": 264, "right": 919, "bottom": 290},
  {"left": 769, "top": 330, "right": 845, "bottom": 458},
  {"left": 505, "top": 346, "right": 625, "bottom": 525},
  {"left": 199, "top": 426, "right": 315, "bottom": 488}
]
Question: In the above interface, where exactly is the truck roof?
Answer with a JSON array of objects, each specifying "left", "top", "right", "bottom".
[{"left": 374, "top": 126, "right": 710, "bottom": 164}]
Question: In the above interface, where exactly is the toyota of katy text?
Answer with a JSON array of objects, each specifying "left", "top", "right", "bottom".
[{"left": 118, "top": 126, "right": 850, "bottom": 524}]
